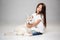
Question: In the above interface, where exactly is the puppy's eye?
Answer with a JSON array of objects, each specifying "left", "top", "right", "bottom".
[{"left": 30, "top": 20, "right": 32, "bottom": 21}]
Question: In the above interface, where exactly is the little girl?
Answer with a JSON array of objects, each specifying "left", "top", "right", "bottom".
[{"left": 26, "top": 3, "right": 46, "bottom": 36}]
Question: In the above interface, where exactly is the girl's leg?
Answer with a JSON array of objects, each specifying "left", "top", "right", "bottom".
[{"left": 31, "top": 30, "right": 43, "bottom": 36}]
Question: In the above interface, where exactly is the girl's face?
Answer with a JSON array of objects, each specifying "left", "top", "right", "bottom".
[{"left": 37, "top": 5, "right": 42, "bottom": 13}]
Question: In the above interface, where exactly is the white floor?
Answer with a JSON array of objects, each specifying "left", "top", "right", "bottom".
[{"left": 0, "top": 24, "right": 60, "bottom": 40}]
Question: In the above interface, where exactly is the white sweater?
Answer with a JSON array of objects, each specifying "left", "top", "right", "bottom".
[{"left": 30, "top": 13, "right": 45, "bottom": 33}]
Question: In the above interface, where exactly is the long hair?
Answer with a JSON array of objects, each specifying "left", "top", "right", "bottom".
[{"left": 35, "top": 3, "right": 46, "bottom": 27}]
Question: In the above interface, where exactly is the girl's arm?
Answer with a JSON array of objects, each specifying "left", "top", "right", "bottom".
[{"left": 26, "top": 19, "right": 41, "bottom": 28}]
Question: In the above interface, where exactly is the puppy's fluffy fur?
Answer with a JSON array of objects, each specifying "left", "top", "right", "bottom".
[
  {"left": 4, "top": 16, "right": 34, "bottom": 36},
  {"left": 15, "top": 24, "right": 32, "bottom": 36}
]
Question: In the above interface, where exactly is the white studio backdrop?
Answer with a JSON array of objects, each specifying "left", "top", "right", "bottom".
[{"left": 0, "top": 0, "right": 60, "bottom": 26}]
